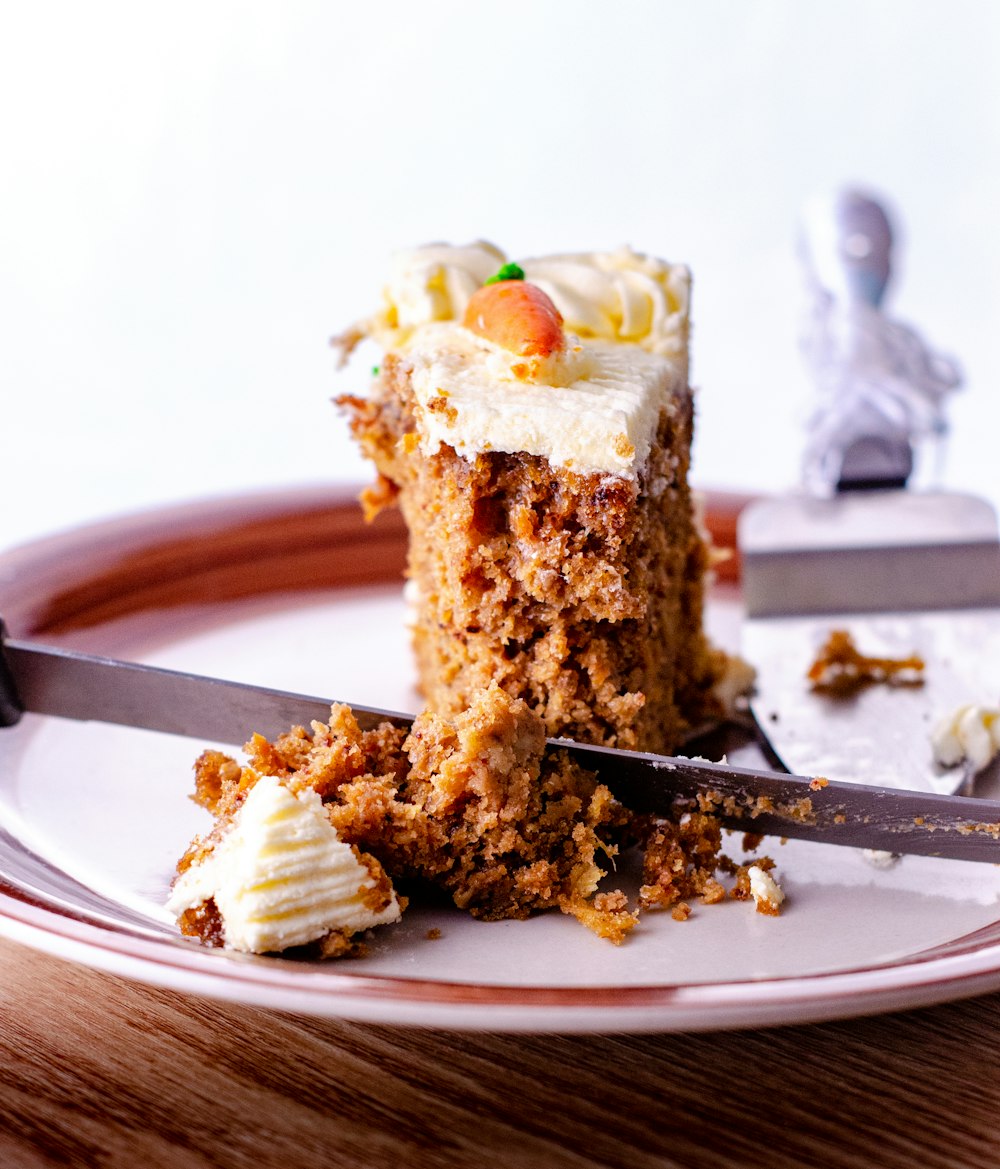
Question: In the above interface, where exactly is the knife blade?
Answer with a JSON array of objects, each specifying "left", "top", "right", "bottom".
[{"left": 3, "top": 632, "right": 1000, "bottom": 863}]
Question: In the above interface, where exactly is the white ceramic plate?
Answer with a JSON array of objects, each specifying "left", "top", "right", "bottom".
[{"left": 4, "top": 578, "right": 1000, "bottom": 1033}]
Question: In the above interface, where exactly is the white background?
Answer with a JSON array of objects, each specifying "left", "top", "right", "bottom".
[{"left": 2, "top": 0, "right": 998, "bottom": 553}]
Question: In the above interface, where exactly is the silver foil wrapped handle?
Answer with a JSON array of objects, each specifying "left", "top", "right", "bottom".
[
  {"left": 803, "top": 188, "right": 893, "bottom": 310},
  {"left": 799, "top": 189, "right": 962, "bottom": 494}
]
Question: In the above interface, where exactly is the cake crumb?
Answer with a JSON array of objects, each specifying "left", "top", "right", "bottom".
[
  {"left": 809, "top": 776, "right": 829, "bottom": 791},
  {"left": 730, "top": 857, "right": 785, "bottom": 916},
  {"left": 748, "top": 864, "right": 785, "bottom": 916},
  {"left": 808, "top": 629, "right": 924, "bottom": 696},
  {"left": 567, "top": 891, "right": 639, "bottom": 944},
  {"left": 426, "top": 928, "right": 442, "bottom": 941},
  {"left": 317, "top": 930, "right": 368, "bottom": 960},
  {"left": 613, "top": 433, "right": 636, "bottom": 459},
  {"left": 639, "top": 812, "right": 725, "bottom": 912}
]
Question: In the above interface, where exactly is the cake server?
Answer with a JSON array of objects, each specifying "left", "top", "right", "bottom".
[
  {"left": 739, "top": 189, "right": 1000, "bottom": 795},
  {"left": 740, "top": 490, "right": 1000, "bottom": 795},
  {"left": 3, "top": 629, "right": 1000, "bottom": 862}
]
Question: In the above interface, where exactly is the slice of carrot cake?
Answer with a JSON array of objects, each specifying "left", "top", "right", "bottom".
[
  {"left": 336, "top": 243, "right": 732, "bottom": 753},
  {"left": 169, "top": 683, "right": 638, "bottom": 954},
  {"left": 166, "top": 242, "right": 778, "bottom": 960},
  {"left": 166, "top": 685, "right": 781, "bottom": 957}
]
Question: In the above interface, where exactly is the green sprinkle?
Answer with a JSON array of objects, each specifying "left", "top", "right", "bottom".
[
  {"left": 371, "top": 365, "right": 380, "bottom": 377},
  {"left": 485, "top": 262, "right": 525, "bottom": 285}
]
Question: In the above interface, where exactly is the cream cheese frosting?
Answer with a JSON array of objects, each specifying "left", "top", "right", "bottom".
[
  {"left": 380, "top": 241, "right": 506, "bottom": 335},
  {"left": 365, "top": 241, "right": 690, "bottom": 365},
  {"left": 403, "top": 321, "right": 682, "bottom": 477},
  {"left": 167, "top": 776, "right": 401, "bottom": 953},
  {"left": 747, "top": 865, "right": 785, "bottom": 915},
  {"left": 521, "top": 249, "right": 690, "bottom": 362},
  {"left": 931, "top": 704, "right": 1000, "bottom": 773},
  {"left": 345, "top": 242, "right": 693, "bottom": 480}
]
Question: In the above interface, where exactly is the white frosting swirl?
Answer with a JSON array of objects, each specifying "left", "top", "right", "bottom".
[
  {"left": 931, "top": 704, "right": 1000, "bottom": 773},
  {"left": 369, "top": 241, "right": 505, "bottom": 343},
  {"left": 522, "top": 248, "right": 690, "bottom": 360},
  {"left": 167, "top": 775, "right": 400, "bottom": 953},
  {"left": 364, "top": 242, "right": 690, "bottom": 363}
]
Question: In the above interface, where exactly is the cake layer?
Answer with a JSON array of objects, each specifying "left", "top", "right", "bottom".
[{"left": 343, "top": 355, "right": 728, "bottom": 751}]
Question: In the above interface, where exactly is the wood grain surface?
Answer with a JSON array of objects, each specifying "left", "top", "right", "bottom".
[
  {"left": 3, "top": 937, "right": 1000, "bottom": 1169},
  {"left": 2, "top": 487, "right": 997, "bottom": 1169}
]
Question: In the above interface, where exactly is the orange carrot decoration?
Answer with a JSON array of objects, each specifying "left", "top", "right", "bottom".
[{"left": 463, "top": 279, "right": 565, "bottom": 358}]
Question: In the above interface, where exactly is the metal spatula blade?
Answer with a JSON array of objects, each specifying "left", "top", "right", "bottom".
[
  {"left": 739, "top": 189, "right": 999, "bottom": 795},
  {"left": 740, "top": 489, "right": 1000, "bottom": 794}
]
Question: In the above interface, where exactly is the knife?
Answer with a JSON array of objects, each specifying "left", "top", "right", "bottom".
[
  {"left": 740, "top": 190, "right": 1000, "bottom": 796},
  {"left": 3, "top": 630, "right": 1000, "bottom": 863}
]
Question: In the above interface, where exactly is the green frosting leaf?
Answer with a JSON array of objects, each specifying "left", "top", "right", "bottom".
[{"left": 485, "top": 262, "right": 525, "bottom": 285}]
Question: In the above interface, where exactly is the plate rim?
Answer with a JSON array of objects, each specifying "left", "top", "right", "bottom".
[{"left": 5, "top": 879, "right": 1000, "bottom": 1032}]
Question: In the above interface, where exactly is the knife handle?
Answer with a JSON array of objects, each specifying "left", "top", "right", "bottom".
[
  {"left": 801, "top": 188, "right": 893, "bottom": 308},
  {"left": 0, "top": 621, "right": 24, "bottom": 727},
  {"left": 800, "top": 189, "right": 917, "bottom": 492}
]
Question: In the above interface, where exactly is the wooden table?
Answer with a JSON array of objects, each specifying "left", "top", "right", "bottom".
[
  {"left": 2, "top": 489, "right": 999, "bottom": 1167},
  {"left": 2, "top": 935, "right": 999, "bottom": 1168}
]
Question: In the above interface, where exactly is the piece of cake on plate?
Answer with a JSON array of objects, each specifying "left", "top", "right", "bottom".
[
  {"left": 166, "top": 241, "right": 777, "bottom": 960},
  {"left": 169, "top": 683, "right": 640, "bottom": 952},
  {"left": 336, "top": 243, "right": 734, "bottom": 753}
]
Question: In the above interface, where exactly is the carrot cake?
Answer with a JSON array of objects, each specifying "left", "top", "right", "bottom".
[
  {"left": 169, "top": 683, "right": 639, "bottom": 953},
  {"left": 335, "top": 243, "right": 734, "bottom": 753},
  {"left": 167, "top": 242, "right": 778, "bottom": 958},
  {"left": 167, "top": 684, "right": 784, "bottom": 955}
]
